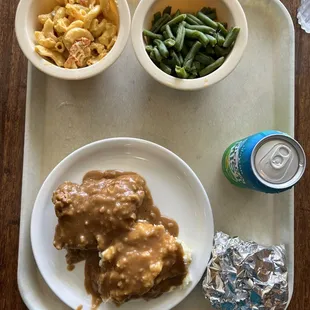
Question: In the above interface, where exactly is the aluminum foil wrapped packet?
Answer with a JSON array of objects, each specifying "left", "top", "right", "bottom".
[
  {"left": 298, "top": 0, "right": 310, "bottom": 33},
  {"left": 203, "top": 232, "right": 288, "bottom": 310}
]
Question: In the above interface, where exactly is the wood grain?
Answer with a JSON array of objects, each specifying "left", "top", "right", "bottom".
[
  {"left": 0, "top": 0, "right": 308, "bottom": 309},
  {"left": 0, "top": 0, "right": 27, "bottom": 308},
  {"left": 282, "top": 0, "right": 310, "bottom": 308}
]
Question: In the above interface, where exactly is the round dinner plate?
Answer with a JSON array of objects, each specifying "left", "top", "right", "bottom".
[{"left": 31, "top": 138, "right": 214, "bottom": 310}]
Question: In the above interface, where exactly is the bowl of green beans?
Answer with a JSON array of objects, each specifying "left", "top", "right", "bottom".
[{"left": 131, "top": 0, "right": 248, "bottom": 90}]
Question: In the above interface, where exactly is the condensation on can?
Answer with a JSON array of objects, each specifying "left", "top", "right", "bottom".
[{"left": 222, "top": 131, "right": 306, "bottom": 193}]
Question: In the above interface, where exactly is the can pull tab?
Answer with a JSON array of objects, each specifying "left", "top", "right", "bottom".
[
  {"left": 257, "top": 144, "right": 294, "bottom": 183},
  {"left": 270, "top": 145, "right": 291, "bottom": 169}
]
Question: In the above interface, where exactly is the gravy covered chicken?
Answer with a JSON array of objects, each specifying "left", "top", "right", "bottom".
[
  {"left": 97, "top": 222, "right": 190, "bottom": 304},
  {"left": 52, "top": 170, "right": 191, "bottom": 307},
  {"left": 53, "top": 171, "right": 147, "bottom": 251}
]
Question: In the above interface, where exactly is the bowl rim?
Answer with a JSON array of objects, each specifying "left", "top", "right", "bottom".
[
  {"left": 15, "top": 0, "right": 131, "bottom": 80},
  {"left": 131, "top": 0, "right": 248, "bottom": 90},
  {"left": 30, "top": 137, "right": 214, "bottom": 310}
]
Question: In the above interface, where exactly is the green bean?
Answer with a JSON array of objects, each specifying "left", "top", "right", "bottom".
[
  {"left": 145, "top": 45, "right": 153, "bottom": 54},
  {"left": 163, "top": 31, "right": 169, "bottom": 40},
  {"left": 153, "top": 46, "right": 162, "bottom": 62},
  {"left": 175, "top": 66, "right": 189, "bottom": 79},
  {"left": 174, "top": 23, "right": 186, "bottom": 51},
  {"left": 193, "top": 61, "right": 201, "bottom": 72},
  {"left": 145, "top": 6, "right": 235, "bottom": 79},
  {"left": 170, "top": 50, "right": 181, "bottom": 67},
  {"left": 187, "top": 65, "right": 199, "bottom": 78},
  {"left": 163, "top": 6, "right": 172, "bottom": 15},
  {"left": 165, "top": 24, "right": 175, "bottom": 39},
  {"left": 160, "top": 62, "right": 172, "bottom": 75},
  {"left": 171, "top": 25, "right": 178, "bottom": 35},
  {"left": 160, "top": 14, "right": 187, "bottom": 31},
  {"left": 205, "top": 45, "right": 215, "bottom": 55},
  {"left": 153, "top": 12, "right": 161, "bottom": 25},
  {"left": 151, "top": 13, "right": 171, "bottom": 33},
  {"left": 185, "top": 15, "right": 199, "bottom": 25},
  {"left": 181, "top": 44, "right": 189, "bottom": 57},
  {"left": 206, "top": 34, "right": 217, "bottom": 47},
  {"left": 217, "top": 22, "right": 228, "bottom": 36},
  {"left": 214, "top": 45, "right": 232, "bottom": 57},
  {"left": 196, "top": 11, "right": 218, "bottom": 29},
  {"left": 223, "top": 27, "right": 240, "bottom": 48},
  {"left": 185, "top": 29, "right": 209, "bottom": 46},
  {"left": 216, "top": 33, "right": 225, "bottom": 46},
  {"left": 188, "top": 64, "right": 198, "bottom": 76},
  {"left": 164, "top": 38, "right": 176, "bottom": 48},
  {"left": 186, "top": 15, "right": 205, "bottom": 26},
  {"left": 195, "top": 53, "right": 215, "bottom": 65},
  {"left": 187, "top": 14, "right": 204, "bottom": 25},
  {"left": 143, "top": 30, "right": 164, "bottom": 40},
  {"left": 150, "top": 50, "right": 156, "bottom": 62},
  {"left": 191, "top": 64, "right": 199, "bottom": 74},
  {"left": 199, "top": 56, "right": 225, "bottom": 76},
  {"left": 178, "top": 53, "right": 184, "bottom": 66},
  {"left": 184, "top": 41, "right": 202, "bottom": 71},
  {"left": 184, "top": 23, "right": 216, "bottom": 35},
  {"left": 173, "top": 9, "right": 181, "bottom": 18},
  {"left": 146, "top": 6, "right": 235, "bottom": 78},
  {"left": 154, "top": 39, "right": 169, "bottom": 58}
]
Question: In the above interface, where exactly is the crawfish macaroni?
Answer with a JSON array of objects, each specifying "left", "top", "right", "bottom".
[{"left": 35, "top": 0, "right": 119, "bottom": 69}]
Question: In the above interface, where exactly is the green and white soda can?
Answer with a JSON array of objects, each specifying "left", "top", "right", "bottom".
[{"left": 222, "top": 130, "right": 306, "bottom": 193}]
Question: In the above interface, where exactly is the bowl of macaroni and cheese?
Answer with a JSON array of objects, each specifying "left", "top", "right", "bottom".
[{"left": 15, "top": 0, "right": 131, "bottom": 80}]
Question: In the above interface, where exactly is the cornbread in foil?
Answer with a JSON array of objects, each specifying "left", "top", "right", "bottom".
[{"left": 203, "top": 232, "right": 288, "bottom": 309}]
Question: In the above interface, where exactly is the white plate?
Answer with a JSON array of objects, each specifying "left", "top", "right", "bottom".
[{"left": 31, "top": 137, "right": 214, "bottom": 310}]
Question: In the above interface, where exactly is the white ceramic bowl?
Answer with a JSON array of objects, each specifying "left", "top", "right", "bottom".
[
  {"left": 31, "top": 137, "right": 214, "bottom": 310},
  {"left": 132, "top": 0, "right": 248, "bottom": 90},
  {"left": 15, "top": 0, "right": 131, "bottom": 80}
]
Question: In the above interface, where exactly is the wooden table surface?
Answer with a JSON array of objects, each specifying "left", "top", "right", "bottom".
[{"left": 0, "top": 0, "right": 309, "bottom": 309}]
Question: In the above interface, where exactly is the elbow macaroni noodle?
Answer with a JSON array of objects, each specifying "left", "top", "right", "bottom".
[
  {"left": 35, "top": 45, "right": 66, "bottom": 67},
  {"left": 35, "top": 0, "right": 119, "bottom": 68}
]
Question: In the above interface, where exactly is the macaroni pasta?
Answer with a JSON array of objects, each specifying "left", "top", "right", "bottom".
[{"left": 35, "top": 0, "right": 119, "bottom": 68}]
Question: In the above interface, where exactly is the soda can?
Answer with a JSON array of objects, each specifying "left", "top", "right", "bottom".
[{"left": 222, "top": 130, "right": 306, "bottom": 193}]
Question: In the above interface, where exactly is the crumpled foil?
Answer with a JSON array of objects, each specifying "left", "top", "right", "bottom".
[
  {"left": 298, "top": 0, "right": 310, "bottom": 33},
  {"left": 203, "top": 232, "right": 288, "bottom": 310}
]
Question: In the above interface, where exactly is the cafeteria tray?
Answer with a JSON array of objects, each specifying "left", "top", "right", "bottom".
[{"left": 18, "top": 0, "right": 295, "bottom": 309}]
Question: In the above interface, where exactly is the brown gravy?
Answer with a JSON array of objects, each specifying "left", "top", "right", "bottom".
[
  {"left": 52, "top": 170, "right": 189, "bottom": 307},
  {"left": 84, "top": 253, "right": 102, "bottom": 309},
  {"left": 97, "top": 222, "right": 187, "bottom": 305},
  {"left": 83, "top": 170, "right": 179, "bottom": 236}
]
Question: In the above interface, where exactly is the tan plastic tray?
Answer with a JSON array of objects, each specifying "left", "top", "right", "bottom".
[{"left": 18, "top": 0, "right": 295, "bottom": 308}]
